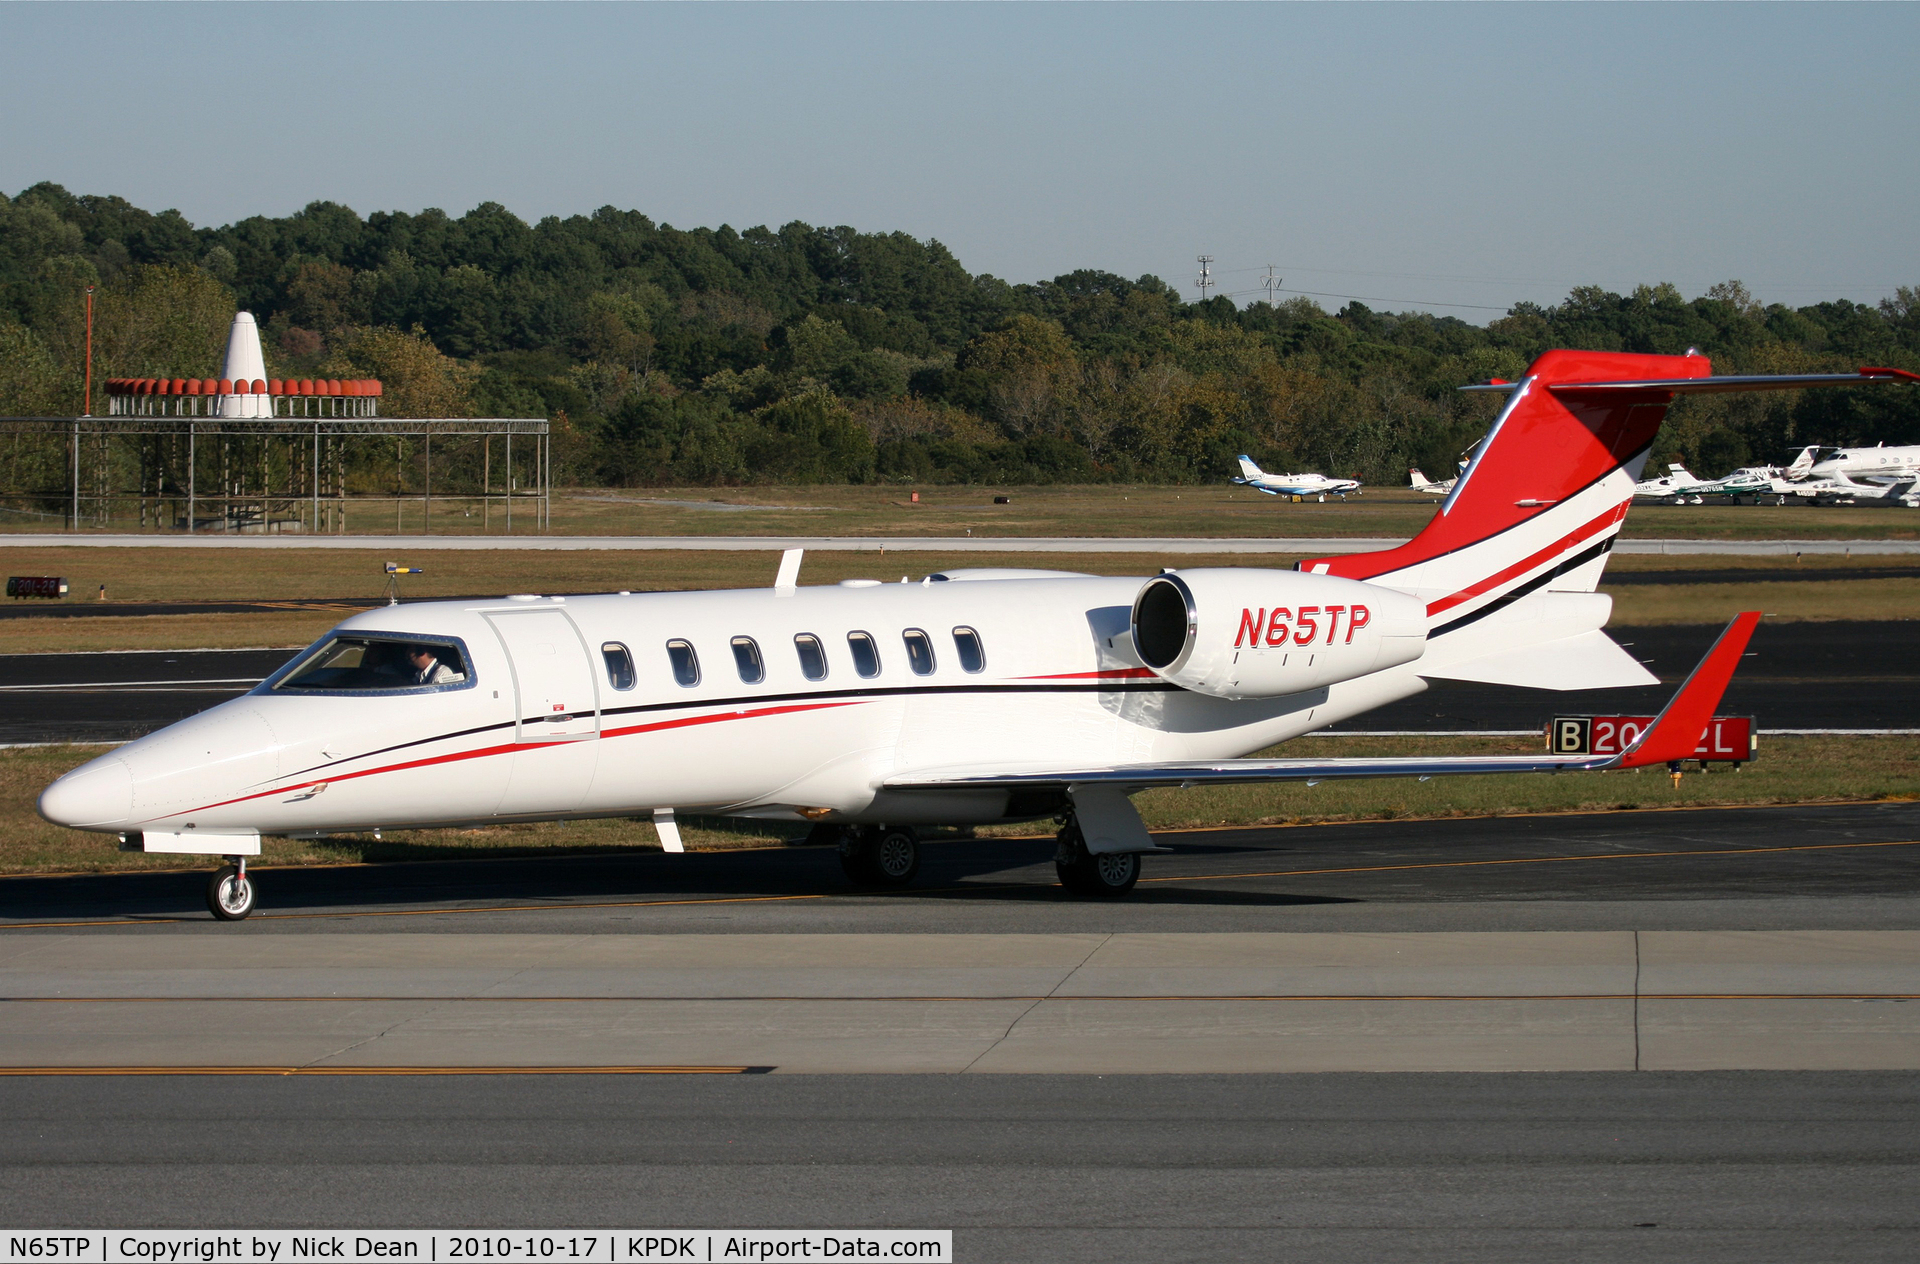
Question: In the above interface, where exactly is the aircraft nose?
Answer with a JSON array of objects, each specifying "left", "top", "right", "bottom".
[{"left": 39, "top": 757, "right": 134, "bottom": 828}]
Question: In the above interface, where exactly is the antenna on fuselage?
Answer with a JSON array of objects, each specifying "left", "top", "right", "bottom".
[{"left": 774, "top": 548, "right": 803, "bottom": 594}]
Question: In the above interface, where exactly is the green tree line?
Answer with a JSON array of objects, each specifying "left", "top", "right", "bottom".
[{"left": 3, "top": 182, "right": 1916, "bottom": 486}]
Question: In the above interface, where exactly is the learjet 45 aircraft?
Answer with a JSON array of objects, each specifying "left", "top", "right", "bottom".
[
  {"left": 1232, "top": 456, "right": 1363, "bottom": 499},
  {"left": 40, "top": 353, "right": 1918, "bottom": 919}
]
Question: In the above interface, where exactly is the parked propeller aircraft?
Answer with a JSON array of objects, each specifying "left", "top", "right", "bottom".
[
  {"left": 39, "top": 353, "right": 1918, "bottom": 919},
  {"left": 1632, "top": 462, "right": 1710, "bottom": 501},
  {"left": 1232, "top": 456, "right": 1362, "bottom": 500},
  {"left": 1408, "top": 468, "right": 1455, "bottom": 495}
]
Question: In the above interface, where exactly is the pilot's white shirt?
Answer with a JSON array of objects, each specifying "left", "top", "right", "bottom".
[{"left": 414, "top": 660, "right": 465, "bottom": 686}]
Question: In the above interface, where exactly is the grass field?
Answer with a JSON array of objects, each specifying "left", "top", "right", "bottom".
[
  {"left": 12, "top": 483, "right": 1920, "bottom": 542},
  {"left": 0, "top": 545, "right": 1910, "bottom": 652},
  {"left": 5, "top": 734, "right": 1914, "bottom": 876}
]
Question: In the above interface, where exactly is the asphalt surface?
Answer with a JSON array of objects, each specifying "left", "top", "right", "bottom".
[
  {"left": 8, "top": 801, "right": 1918, "bottom": 934},
  {"left": 2, "top": 620, "right": 1909, "bottom": 743},
  {"left": 5, "top": 532, "right": 1918, "bottom": 553},
  {"left": 0, "top": 1071, "right": 1914, "bottom": 1262},
  {"left": 7, "top": 807, "right": 1918, "bottom": 1257}
]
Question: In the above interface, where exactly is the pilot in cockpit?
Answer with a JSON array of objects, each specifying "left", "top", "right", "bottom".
[{"left": 406, "top": 643, "right": 466, "bottom": 686}]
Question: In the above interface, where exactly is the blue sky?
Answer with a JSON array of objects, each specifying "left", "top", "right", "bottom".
[{"left": 4, "top": 2, "right": 1915, "bottom": 319}]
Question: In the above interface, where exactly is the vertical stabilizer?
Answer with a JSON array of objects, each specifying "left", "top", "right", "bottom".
[
  {"left": 1300, "top": 349, "right": 1711, "bottom": 632},
  {"left": 217, "top": 312, "right": 272, "bottom": 419},
  {"left": 1236, "top": 455, "right": 1264, "bottom": 482}
]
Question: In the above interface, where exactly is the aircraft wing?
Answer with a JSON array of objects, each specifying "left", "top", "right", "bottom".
[{"left": 885, "top": 613, "right": 1759, "bottom": 794}]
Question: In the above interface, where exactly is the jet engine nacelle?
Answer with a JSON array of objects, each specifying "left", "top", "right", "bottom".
[{"left": 1130, "top": 568, "right": 1426, "bottom": 700}]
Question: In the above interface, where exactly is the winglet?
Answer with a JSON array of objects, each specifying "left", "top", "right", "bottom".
[{"left": 1614, "top": 612, "right": 1761, "bottom": 769}]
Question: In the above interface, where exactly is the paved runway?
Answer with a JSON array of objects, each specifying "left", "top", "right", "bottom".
[{"left": 3, "top": 620, "right": 1908, "bottom": 743}]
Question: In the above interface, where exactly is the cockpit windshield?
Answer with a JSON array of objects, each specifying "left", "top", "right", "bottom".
[{"left": 274, "top": 635, "right": 471, "bottom": 693}]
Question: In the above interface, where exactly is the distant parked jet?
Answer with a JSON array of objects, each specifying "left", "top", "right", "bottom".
[{"left": 1233, "top": 456, "right": 1362, "bottom": 500}]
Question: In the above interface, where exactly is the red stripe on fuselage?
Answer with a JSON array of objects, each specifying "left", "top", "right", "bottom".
[
  {"left": 165, "top": 700, "right": 869, "bottom": 820},
  {"left": 1424, "top": 501, "right": 1628, "bottom": 618}
]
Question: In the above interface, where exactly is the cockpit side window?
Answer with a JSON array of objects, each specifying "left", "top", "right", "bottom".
[
  {"left": 273, "top": 635, "right": 471, "bottom": 693},
  {"left": 602, "top": 642, "right": 636, "bottom": 691}
]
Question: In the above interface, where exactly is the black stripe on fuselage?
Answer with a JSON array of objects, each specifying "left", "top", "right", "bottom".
[
  {"left": 1427, "top": 537, "right": 1617, "bottom": 639},
  {"left": 280, "top": 678, "right": 1182, "bottom": 780}
]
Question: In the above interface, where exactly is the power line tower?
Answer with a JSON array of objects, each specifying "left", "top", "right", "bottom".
[
  {"left": 1194, "top": 255, "right": 1215, "bottom": 304},
  {"left": 1261, "top": 266, "right": 1282, "bottom": 307}
]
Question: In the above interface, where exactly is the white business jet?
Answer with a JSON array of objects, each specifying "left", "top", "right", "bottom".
[
  {"left": 1232, "top": 456, "right": 1362, "bottom": 500},
  {"left": 40, "top": 354, "right": 1917, "bottom": 919}
]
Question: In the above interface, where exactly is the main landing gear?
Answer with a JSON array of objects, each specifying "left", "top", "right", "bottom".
[
  {"left": 1054, "top": 817, "right": 1141, "bottom": 897},
  {"left": 206, "top": 856, "right": 257, "bottom": 921},
  {"left": 839, "top": 825, "right": 922, "bottom": 888}
]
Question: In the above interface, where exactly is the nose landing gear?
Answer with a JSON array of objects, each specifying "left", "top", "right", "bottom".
[{"left": 207, "top": 857, "right": 257, "bottom": 921}]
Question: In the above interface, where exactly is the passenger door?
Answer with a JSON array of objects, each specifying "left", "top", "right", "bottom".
[
  {"left": 488, "top": 609, "right": 601, "bottom": 741},
  {"left": 486, "top": 608, "right": 600, "bottom": 815}
]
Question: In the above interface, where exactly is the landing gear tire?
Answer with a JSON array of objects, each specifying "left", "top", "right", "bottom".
[
  {"left": 840, "top": 826, "right": 920, "bottom": 888},
  {"left": 1054, "top": 820, "right": 1141, "bottom": 897},
  {"left": 206, "top": 861, "right": 256, "bottom": 921}
]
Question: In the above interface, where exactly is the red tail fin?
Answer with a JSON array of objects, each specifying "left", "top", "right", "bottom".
[{"left": 1303, "top": 350, "right": 1710, "bottom": 587}]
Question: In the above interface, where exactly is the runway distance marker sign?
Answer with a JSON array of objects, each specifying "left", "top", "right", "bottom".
[
  {"left": 1549, "top": 715, "right": 1755, "bottom": 762},
  {"left": 2, "top": 1234, "right": 953, "bottom": 1264}
]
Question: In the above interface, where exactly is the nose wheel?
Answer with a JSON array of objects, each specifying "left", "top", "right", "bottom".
[{"left": 206, "top": 858, "right": 257, "bottom": 921}]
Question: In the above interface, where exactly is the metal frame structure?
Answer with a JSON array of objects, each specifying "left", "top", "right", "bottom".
[{"left": 0, "top": 416, "right": 550, "bottom": 535}]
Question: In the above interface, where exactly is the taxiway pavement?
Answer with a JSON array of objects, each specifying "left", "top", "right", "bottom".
[
  {"left": 4, "top": 803, "right": 1918, "bottom": 1075},
  {"left": 1, "top": 1071, "right": 1914, "bottom": 1262},
  {"left": 3, "top": 532, "right": 1916, "bottom": 553},
  {"left": 6, "top": 805, "right": 1917, "bottom": 1258}
]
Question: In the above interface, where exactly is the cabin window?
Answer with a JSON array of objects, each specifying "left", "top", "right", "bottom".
[
  {"left": 666, "top": 640, "right": 700, "bottom": 688},
  {"left": 952, "top": 626, "right": 986, "bottom": 673},
  {"left": 848, "top": 631, "right": 881, "bottom": 679},
  {"left": 903, "top": 628, "right": 936, "bottom": 676},
  {"left": 273, "top": 634, "right": 471, "bottom": 693},
  {"left": 601, "top": 642, "right": 635, "bottom": 691},
  {"left": 731, "top": 636, "right": 765, "bottom": 684},
  {"left": 794, "top": 634, "right": 828, "bottom": 681}
]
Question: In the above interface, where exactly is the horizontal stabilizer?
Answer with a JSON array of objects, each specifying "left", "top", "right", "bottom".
[{"left": 1419, "top": 630, "right": 1657, "bottom": 691}]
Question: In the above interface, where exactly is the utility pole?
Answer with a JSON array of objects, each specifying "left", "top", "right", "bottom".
[
  {"left": 1262, "top": 266, "right": 1282, "bottom": 307},
  {"left": 1194, "top": 256, "right": 1215, "bottom": 304},
  {"left": 82, "top": 285, "right": 95, "bottom": 416}
]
